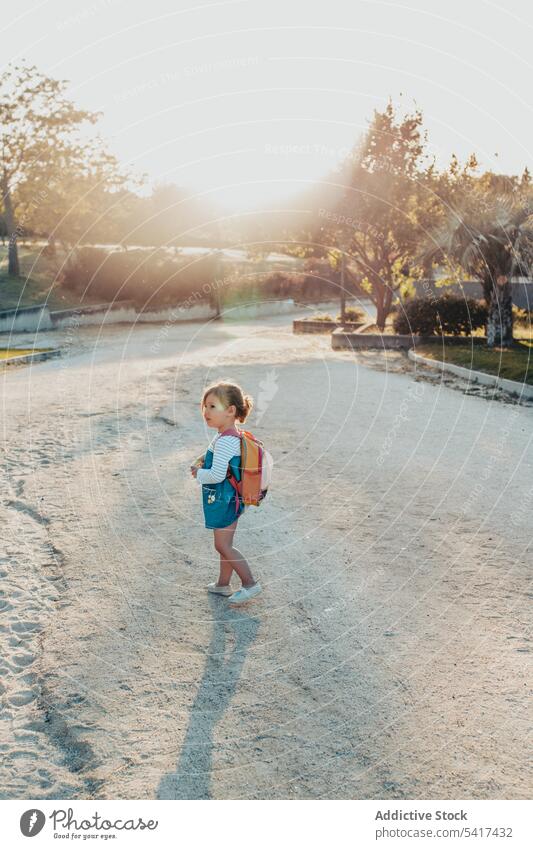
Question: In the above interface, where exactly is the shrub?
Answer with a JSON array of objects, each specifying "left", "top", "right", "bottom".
[
  {"left": 513, "top": 306, "right": 533, "bottom": 326},
  {"left": 259, "top": 271, "right": 296, "bottom": 300},
  {"left": 59, "top": 247, "right": 218, "bottom": 309},
  {"left": 337, "top": 305, "right": 365, "bottom": 323},
  {"left": 392, "top": 298, "right": 435, "bottom": 335},
  {"left": 392, "top": 293, "right": 487, "bottom": 336},
  {"left": 300, "top": 258, "right": 363, "bottom": 301}
]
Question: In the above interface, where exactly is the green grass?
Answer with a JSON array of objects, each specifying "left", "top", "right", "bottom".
[
  {"left": 0, "top": 347, "right": 53, "bottom": 358},
  {"left": 416, "top": 340, "right": 533, "bottom": 386}
]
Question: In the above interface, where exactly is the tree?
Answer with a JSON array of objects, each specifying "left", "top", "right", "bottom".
[
  {"left": 0, "top": 62, "right": 132, "bottom": 274},
  {"left": 317, "top": 101, "right": 440, "bottom": 329},
  {"left": 422, "top": 169, "right": 533, "bottom": 347},
  {"left": 17, "top": 137, "right": 141, "bottom": 252}
]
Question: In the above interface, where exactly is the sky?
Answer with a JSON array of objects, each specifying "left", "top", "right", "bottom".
[{"left": 4, "top": 0, "right": 533, "bottom": 213}]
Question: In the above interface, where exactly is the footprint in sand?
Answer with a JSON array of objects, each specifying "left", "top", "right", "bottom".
[
  {"left": 11, "top": 652, "right": 35, "bottom": 668},
  {"left": 8, "top": 691, "right": 37, "bottom": 706},
  {"left": 37, "top": 769, "right": 54, "bottom": 789},
  {"left": 8, "top": 635, "right": 28, "bottom": 647}
]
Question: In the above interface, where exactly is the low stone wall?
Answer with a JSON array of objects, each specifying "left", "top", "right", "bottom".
[
  {"left": 1, "top": 299, "right": 215, "bottom": 332},
  {"left": 134, "top": 303, "right": 214, "bottom": 323},
  {"left": 292, "top": 298, "right": 372, "bottom": 311},
  {"left": 50, "top": 300, "right": 138, "bottom": 328},
  {"left": 409, "top": 279, "right": 533, "bottom": 311},
  {"left": 332, "top": 327, "right": 488, "bottom": 350},
  {"left": 1, "top": 296, "right": 369, "bottom": 334},
  {"left": 332, "top": 328, "right": 420, "bottom": 349},
  {"left": 408, "top": 349, "right": 533, "bottom": 401},
  {"left": 293, "top": 319, "right": 364, "bottom": 333}
]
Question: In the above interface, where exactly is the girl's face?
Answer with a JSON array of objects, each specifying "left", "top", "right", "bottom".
[{"left": 203, "top": 393, "right": 236, "bottom": 430}]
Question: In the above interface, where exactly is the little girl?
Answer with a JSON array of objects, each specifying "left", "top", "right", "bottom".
[{"left": 190, "top": 380, "right": 262, "bottom": 606}]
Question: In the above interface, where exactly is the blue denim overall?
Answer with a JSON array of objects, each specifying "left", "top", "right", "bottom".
[{"left": 201, "top": 441, "right": 246, "bottom": 529}]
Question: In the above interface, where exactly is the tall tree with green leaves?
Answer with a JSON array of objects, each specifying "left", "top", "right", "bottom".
[{"left": 422, "top": 168, "right": 533, "bottom": 347}]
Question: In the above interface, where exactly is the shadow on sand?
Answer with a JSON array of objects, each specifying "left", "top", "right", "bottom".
[{"left": 157, "top": 595, "right": 260, "bottom": 799}]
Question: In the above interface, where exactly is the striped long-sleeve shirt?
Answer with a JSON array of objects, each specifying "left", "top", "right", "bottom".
[{"left": 196, "top": 433, "right": 241, "bottom": 485}]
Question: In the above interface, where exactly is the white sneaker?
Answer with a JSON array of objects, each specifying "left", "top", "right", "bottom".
[
  {"left": 207, "top": 582, "right": 233, "bottom": 596},
  {"left": 228, "top": 582, "right": 262, "bottom": 605}
]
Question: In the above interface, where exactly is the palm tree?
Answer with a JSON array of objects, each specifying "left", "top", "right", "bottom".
[{"left": 422, "top": 194, "right": 533, "bottom": 348}]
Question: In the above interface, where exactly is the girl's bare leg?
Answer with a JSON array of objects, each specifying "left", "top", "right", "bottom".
[{"left": 213, "top": 521, "right": 256, "bottom": 588}]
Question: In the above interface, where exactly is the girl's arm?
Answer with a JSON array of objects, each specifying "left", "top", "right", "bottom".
[{"left": 195, "top": 435, "right": 240, "bottom": 485}]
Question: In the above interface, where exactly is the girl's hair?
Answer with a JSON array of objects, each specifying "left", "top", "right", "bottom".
[{"left": 201, "top": 380, "right": 254, "bottom": 423}]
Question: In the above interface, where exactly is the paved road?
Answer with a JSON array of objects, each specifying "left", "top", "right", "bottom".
[{"left": 1, "top": 317, "right": 531, "bottom": 799}]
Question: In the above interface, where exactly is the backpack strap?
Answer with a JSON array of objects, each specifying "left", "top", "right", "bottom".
[
  {"left": 220, "top": 427, "right": 242, "bottom": 438},
  {"left": 226, "top": 472, "right": 241, "bottom": 515},
  {"left": 218, "top": 427, "right": 263, "bottom": 513},
  {"left": 220, "top": 427, "right": 243, "bottom": 514}
]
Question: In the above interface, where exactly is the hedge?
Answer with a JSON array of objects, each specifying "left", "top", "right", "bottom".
[{"left": 59, "top": 247, "right": 219, "bottom": 310}]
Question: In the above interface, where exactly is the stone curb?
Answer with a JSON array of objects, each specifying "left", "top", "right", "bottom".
[
  {"left": 293, "top": 319, "right": 364, "bottom": 334},
  {"left": 0, "top": 348, "right": 62, "bottom": 367},
  {"left": 407, "top": 348, "right": 533, "bottom": 400}
]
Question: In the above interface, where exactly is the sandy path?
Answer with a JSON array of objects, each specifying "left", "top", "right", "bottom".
[{"left": 1, "top": 316, "right": 531, "bottom": 799}]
